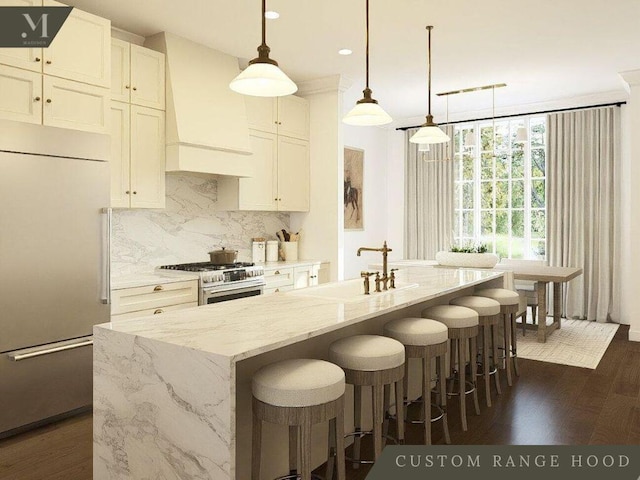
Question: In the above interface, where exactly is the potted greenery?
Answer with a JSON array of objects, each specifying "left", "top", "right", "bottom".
[{"left": 435, "top": 243, "right": 500, "bottom": 268}]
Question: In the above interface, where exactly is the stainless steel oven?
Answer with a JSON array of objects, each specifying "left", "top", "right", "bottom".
[{"left": 200, "top": 281, "right": 264, "bottom": 305}]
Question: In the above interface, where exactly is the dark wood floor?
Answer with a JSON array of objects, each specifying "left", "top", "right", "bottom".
[{"left": 1, "top": 326, "right": 638, "bottom": 480}]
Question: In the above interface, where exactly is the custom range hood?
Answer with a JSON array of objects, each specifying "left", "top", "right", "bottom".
[{"left": 145, "top": 32, "right": 253, "bottom": 177}]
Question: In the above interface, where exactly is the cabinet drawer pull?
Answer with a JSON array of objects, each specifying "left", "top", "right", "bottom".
[
  {"left": 153, "top": 285, "right": 164, "bottom": 291},
  {"left": 35, "top": 57, "right": 41, "bottom": 62},
  {"left": 153, "top": 309, "right": 164, "bottom": 315},
  {"left": 275, "top": 288, "right": 280, "bottom": 292},
  {"left": 274, "top": 270, "right": 280, "bottom": 275}
]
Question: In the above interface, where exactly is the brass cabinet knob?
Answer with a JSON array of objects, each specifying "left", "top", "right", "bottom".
[
  {"left": 153, "top": 309, "right": 164, "bottom": 314},
  {"left": 45, "top": 60, "right": 51, "bottom": 64},
  {"left": 132, "top": 86, "right": 137, "bottom": 91},
  {"left": 125, "top": 190, "right": 130, "bottom": 194},
  {"left": 275, "top": 288, "right": 280, "bottom": 292},
  {"left": 46, "top": 99, "right": 51, "bottom": 103},
  {"left": 35, "top": 57, "right": 41, "bottom": 62},
  {"left": 125, "top": 85, "right": 130, "bottom": 89},
  {"left": 132, "top": 191, "right": 137, "bottom": 194},
  {"left": 274, "top": 270, "right": 280, "bottom": 275},
  {"left": 153, "top": 285, "right": 163, "bottom": 291},
  {"left": 34, "top": 96, "right": 40, "bottom": 102}
]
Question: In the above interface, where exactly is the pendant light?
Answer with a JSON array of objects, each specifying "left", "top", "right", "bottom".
[
  {"left": 515, "top": 126, "right": 528, "bottom": 143},
  {"left": 410, "top": 26, "right": 450, "bottom": 144},
  {"left": 464, "top": 130, "right": 476, "bottom": 147},
  {"left": 343, "top": 0, "right": 392, "bottom": 126},
  {"left": 229, "top": 0, "right": 297, "bottom": 97}
]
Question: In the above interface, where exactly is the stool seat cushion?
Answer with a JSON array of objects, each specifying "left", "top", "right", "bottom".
[
  {"left": 329, "top": 335, "right": 405, "bottom": 371},
  {"left": 252, "top": 359, "right": 345, "bottom": 408},
  {"left": 421, "top": 305, "right": 479, "bottom": 329},
  {"left": 474, "top": 288, "right": 520, "bottom": 306},
  {"left": 383, "top": 317, "right": 448, "bottom": 346},
  {"left": 450, "top": 296, "right": 501, "bottom": 316}
]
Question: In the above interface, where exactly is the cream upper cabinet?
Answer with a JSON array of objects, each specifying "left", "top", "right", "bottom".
[
  {"left": 0, "top": 0, "right": 43, "bottom": 71},
  {"left": 111, "top": 39, "right": 165, "bottom": 110},
  {"left": 277, "top": 136, "right": 310, "bottom": 212},
  {"left": 43, "top": 0, "right": 110, "bottom": 88},
  {"left": 0, "top": 65, "right": 42, "bottom": 124},
  {"left": 237, "top": 130, "right": 278, "bottom": 211},
  {"left": 110, "top": 102, "right": 165, "bottom": 209},
  {"left": 245, "top": 95, "right": 309, "bottom": 140}
]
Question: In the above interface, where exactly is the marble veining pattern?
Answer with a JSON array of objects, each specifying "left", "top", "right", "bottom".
[{"left": 111, "top": 173, "right": 290, "bottom": 276}]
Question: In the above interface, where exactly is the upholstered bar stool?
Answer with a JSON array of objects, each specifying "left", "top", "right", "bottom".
[
  {"left": 383, "top": 317, "right": 451, "bottom": 445},
  {"left": 474, "top": 288, "right": 521, "bottom": 386},
  {"left": 328, "top": 335, "right": 405, "bottom": 465},
  {"left": 421, "top": 305, "right": 480, "bottom": 431},
  {"left": 449, "top": 296, "right": 502, "bottom": 407},
  {"left": 252, "top": 359, "right": 346, "bottom": 480}
]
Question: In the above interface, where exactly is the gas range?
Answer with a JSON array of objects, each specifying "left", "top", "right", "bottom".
[{"left": 159, "top": 262, "right": 265, "bottom": 305}]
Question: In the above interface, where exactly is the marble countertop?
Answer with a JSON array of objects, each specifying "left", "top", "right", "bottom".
[
  {"left": 97, "top": 266, "right": 503, "bottom": 362},
  {"left": 111, "top": 271, "right": 200, "bottom": 290}
]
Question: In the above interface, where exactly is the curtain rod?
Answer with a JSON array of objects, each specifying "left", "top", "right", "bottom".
[{"left": 395, "top": 101, "right": 627, "bottom": 131}]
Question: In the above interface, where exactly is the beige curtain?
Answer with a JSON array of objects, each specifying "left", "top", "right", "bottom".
[
  {"left": 547, "top": 106, "right": 621, "bottom": 322},
  {"left": 404, "top": 125, "right": 455, "bottom": 259}
]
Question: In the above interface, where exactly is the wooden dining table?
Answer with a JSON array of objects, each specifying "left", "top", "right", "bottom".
[{"left": 493, "top": 264, "right": 583, "bottom": 342}]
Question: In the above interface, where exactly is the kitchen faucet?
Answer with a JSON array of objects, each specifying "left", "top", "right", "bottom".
[{"left": 357, "top": 241, "right": 392, "bottom": 290}]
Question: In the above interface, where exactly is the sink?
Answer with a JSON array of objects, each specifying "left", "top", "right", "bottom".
[{"left": 289, "top": 278, "right": 419, "bottom": 303}]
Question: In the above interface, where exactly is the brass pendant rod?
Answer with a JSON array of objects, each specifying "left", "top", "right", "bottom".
[
  {"left": 365, "top": 0, "right": 370, "bottom": 89},
  {"left": 427, "top": 25, "right": 433, "bottom": 116},
  {"left": 261, "top": 0, "right": 267, "bottom": 46}
]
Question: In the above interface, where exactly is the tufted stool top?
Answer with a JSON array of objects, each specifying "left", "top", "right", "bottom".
[
  {"left": 329, "top": 335, "right": 405, "bottom": 372},
  {"left": 384, "top": 317, "right": 448, "bottom": 346},
  {"left": 450, "top": 296, "right": 501, "bottom": 317},
  {"left": 252, "top": 358, "right": 345, "bottom": 408},
  {"left": 421, "top": 305, "right": 479, "bottom": 329},
  {"left": 474, "top": 288, "right": 520, "bottom": 306}
]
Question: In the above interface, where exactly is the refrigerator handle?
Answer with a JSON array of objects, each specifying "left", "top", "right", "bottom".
[{"left": 101, "top": 207, "right": 111, "bottom": 305}]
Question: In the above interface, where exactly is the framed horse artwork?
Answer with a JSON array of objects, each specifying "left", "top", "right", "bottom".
[{"left": 344, "top": 147, "right": 364, "bottom": 230}]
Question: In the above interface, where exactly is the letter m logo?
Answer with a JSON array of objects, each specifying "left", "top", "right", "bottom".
[{"left": 23, "top": 13, "right": 49, "bottom": 38}]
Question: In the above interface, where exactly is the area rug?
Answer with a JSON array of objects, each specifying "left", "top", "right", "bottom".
[{"left": 515, "top": 318, "right": 619, "bottom": 369}]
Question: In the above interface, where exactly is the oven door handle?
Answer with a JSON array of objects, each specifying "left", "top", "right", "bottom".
[{"left": 202, "top": 282, "right": 265, "bottom": 295}]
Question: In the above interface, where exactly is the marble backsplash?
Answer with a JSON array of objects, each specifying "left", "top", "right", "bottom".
[{"left": 111, "top": 173, "right": 290, "bottom": 276}]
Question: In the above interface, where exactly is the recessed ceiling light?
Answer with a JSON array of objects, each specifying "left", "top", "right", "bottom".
[
  {"left": 338, "top": 48, "right": 353, "bottom": 56},
  {"left": 264, "top": 10, "right": 279, "bottom": 19}
]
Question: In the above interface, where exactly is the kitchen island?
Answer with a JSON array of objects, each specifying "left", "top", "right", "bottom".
[{"left": 93, "top": 266, "right": 504, "bottom": 480}]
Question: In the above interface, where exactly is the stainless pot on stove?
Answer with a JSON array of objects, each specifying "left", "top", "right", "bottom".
[{"left": 208, "top": 247, "right": 238, "bottom": 265}]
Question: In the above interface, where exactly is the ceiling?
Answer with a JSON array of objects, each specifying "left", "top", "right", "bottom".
[{"left": 66, "top": 0, "right": 640, "bottom": 125}]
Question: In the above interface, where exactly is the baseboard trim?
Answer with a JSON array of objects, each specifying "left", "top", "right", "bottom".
[{"left": 629, "top": 329, "right": 640, "bottom": 342}]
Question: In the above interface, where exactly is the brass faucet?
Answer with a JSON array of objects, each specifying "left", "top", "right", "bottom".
[
  {"left": 360, "top": 271, "right": 375, "bottom": 295},
  {"left": 357, "top": 241, "right": 393, "bottom": 290}
]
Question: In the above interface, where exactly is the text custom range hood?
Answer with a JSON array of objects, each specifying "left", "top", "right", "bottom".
[{"left": 145, "top": 32, "right": 254, "bottom": 177}]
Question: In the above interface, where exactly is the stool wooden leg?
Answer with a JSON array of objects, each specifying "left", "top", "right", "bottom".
[
  {"left": 372, "top": 384, "right": 384, "bottom": 460},
  {"left": 504, "top": 314, "right": 513, "bottom": 386},
  {"left": 470, "top": 336, "right": 481, "bottom": 416},
  {"left": 251, "top": 414, "right": 262, "bottom": 480},
  {"left": 300, "top": 416, "right": 312, "bottom": 480},
  {"left": 326, "top": 419, "right": 336, "bottom": 480},
  {"left": 335, "top": 406, "right": 346, "bottom": 480},
  {"left": 511, "top": 312, "right": 520, "bottom": 377},
  {"left": 491, "top": 324, "right": 502, "bottom": 395},
  {"left": 289, "top": 426, "right": 298, "bottom": 476},
  {"left": 423, "top": 355, "right": 432, "bottom": 445},
  {"left": 437, "top": 355, "right": 451, "bottom": 444},
  {"left": 395, "top": 378, "right": 405, "bottom": 444},
  {"left": 352, "top": 385, "right": 362, "bottom": 469},
  {"left": 482, "top": 325, "right": 491, "bottom": 407},
  {"left": 403, "top": 359, "right": 409, "bottom": 409},
  {"left": 457, "top": 339, "right": 467, "bottom": 431},
  {"left": 382, "top": 384, "right": 390, "bottom": 446}
]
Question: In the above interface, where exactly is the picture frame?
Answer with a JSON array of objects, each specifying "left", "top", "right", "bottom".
[{"left": 344, "top": 147, "right": 364, "bottom": 230}]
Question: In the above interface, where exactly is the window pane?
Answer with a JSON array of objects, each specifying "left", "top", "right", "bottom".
[
  {"left": 531, "top": 209, "right": 546, "bottom": 238},
  {"left": 454, "top": 129, "right": 461, "bottom": 152},
  {"left": 512, "top": 150, "right": 524, "bottom": 178},
  {"left": 496, "top": 181, "right": 508, "bottom": 208},
  {"left": 463, "top": 182, "right": 474, "bottom": 209},
  {"left": 511, "top": 180, "right": 524, "bottom": 208},
  {"left": 453, "top": 211, "right": 460, "bottom": 237},
  {"left": 496, "top": 236, "right": 508, "bottom": 259},
  {"left": 532, "top": 239, "right": 546, "bottom": 259},
  {"left": 496, "top": 210, "right": 508, "bottom": 235},
  {"left": 481, "top": 210, "right": 494, "bottom": 236},
  {"left": 481, "top": 181, "right": 493, "bottom": 209},
  {"left": 481, "top": 125, "right": 494, "bottom": 151},
  {"left": 462, "top": 211, "right": 474, "bottom": 236},
  {"left": 531, "top": 148, "right": 545, "bottom": 177},
  {"left": 481, "top": 153, "right": 493, "bottom": 180},
  {"left": 494, "top": 122, "right": 509, "bottom": 150},
  {"left": 462, "top": 154, "right": 474, "bottom": 180},
  {"left": 531, "top": 179, "right": 545, "bottom": 208},
  {"left": 496, "top": 153, "right": 509, "bottom": 179},
  {"left": 510, "top": 237, "right": 525, "bottom": 259},
  {"left": 531, "top": 118, "right": 545, "bottom": 147},
  {"left": 511, "top": 209, "right": 524, "bottom": 237}
]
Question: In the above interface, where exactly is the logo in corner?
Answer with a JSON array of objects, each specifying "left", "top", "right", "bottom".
[{"left": 0, "top": 7, "right": 72, "bottom": 47}]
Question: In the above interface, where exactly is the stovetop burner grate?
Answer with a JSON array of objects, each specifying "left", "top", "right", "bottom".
[{"left": 159, "top": 262, "right": 255, "bottom": 272}]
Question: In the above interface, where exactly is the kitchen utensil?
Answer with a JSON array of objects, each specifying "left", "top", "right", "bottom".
[
  {"left": 208, "top": 247, "right": 238, "bottom": 264},
  {"left": 282, "top": 229, "right": 290, "bottom": 242},
  {"left": 276, "top": 231, "right": 284, "bottom": 242}
]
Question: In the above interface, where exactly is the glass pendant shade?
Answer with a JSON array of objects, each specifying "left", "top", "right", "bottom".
[
  {"left": 343, "top": 98, "right": 392, "bottom": 126},
  {"left": 409, "top": 116, "right": 450, "bottom": 144},
  {"left": 515, "top": 126, "right": 528, "bottom": 142},
  {"left": 229, "top": 62, "right": 297, "bottom": 97}
]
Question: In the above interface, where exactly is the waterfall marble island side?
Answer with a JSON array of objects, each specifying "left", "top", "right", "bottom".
[{"left": 93, "top": 266, "right": 504, "bottom": 480}]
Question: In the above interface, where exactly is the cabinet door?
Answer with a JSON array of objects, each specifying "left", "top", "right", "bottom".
[
  {"left": 111, "top": 38, "right": 130, "bottom": 102},
  {"left": 130, "top": 105, "right": 165, "bottom": 209},
  {"left": 43, "top": 0, "right": 110, "bottom": 88},
  {"left": 110, "top": 101, "right": 131, "bottom": 208},
  {"left": 277, "top": 136, "right": 310, "bottom": 212},
  {"left": 244, "top": 96, "right": 277, "bottom": 134},
  {"left": 0, "top": 0, "right": 43, "bottom": 72},
  {"left": 130, "top": 44, "right": 165, "bottom": 110},
  {"left": 238, "top": 130, "right": 278, "bottom": 211},
  {"left": 293, "top": 265, "right": 312, "bottom": 289},
  {"left": 42, "top": 76, "right": 108, "bottom": 133},
  {"left": 0, "top": 64, "right": 42, "bottom": 124},
  {"left": 278, "top": 95, "right": 309, "bottom": 140}
]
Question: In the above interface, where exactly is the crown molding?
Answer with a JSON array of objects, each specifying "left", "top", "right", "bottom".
[{"left": 297, "top": 75, "right": 352, "bottom": 96}]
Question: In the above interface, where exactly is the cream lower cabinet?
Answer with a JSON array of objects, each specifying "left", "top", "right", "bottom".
[
  {"left": 218, "top": 130, "right": 309, "bottom": 212},
  {"left": 111, "top": 101, "right": 165, "bottom": 208},
  {"left": 111, "top": 280, "right": 198, "bottom": 321},
  {"left": 263, "top": 267, "right": 294, "bottom": 295},
  {"left": 0, "top": 64, "right": 108, "bottom": 133},
  {"left": 293, "top": 264, "right": 320, "bottom": 289}
]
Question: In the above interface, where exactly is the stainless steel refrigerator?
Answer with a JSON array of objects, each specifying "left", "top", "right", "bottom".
[{"left": 0, "top": 120, "right": 111, "bottom": 437}]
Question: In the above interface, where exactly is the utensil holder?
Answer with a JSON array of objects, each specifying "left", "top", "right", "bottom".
[{"left": 282, "top": 241, "right": 298, "bottom": 261}]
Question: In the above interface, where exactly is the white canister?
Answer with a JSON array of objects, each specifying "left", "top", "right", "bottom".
[
  {"left": 266, "top": 241, "right": 279, "bottom": 262},
  {"left": 282, "top": 241, "right": 298, "bottom": 262},
  {"left": 252, "top": 240, "right": 266, "bottom": 263}
]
